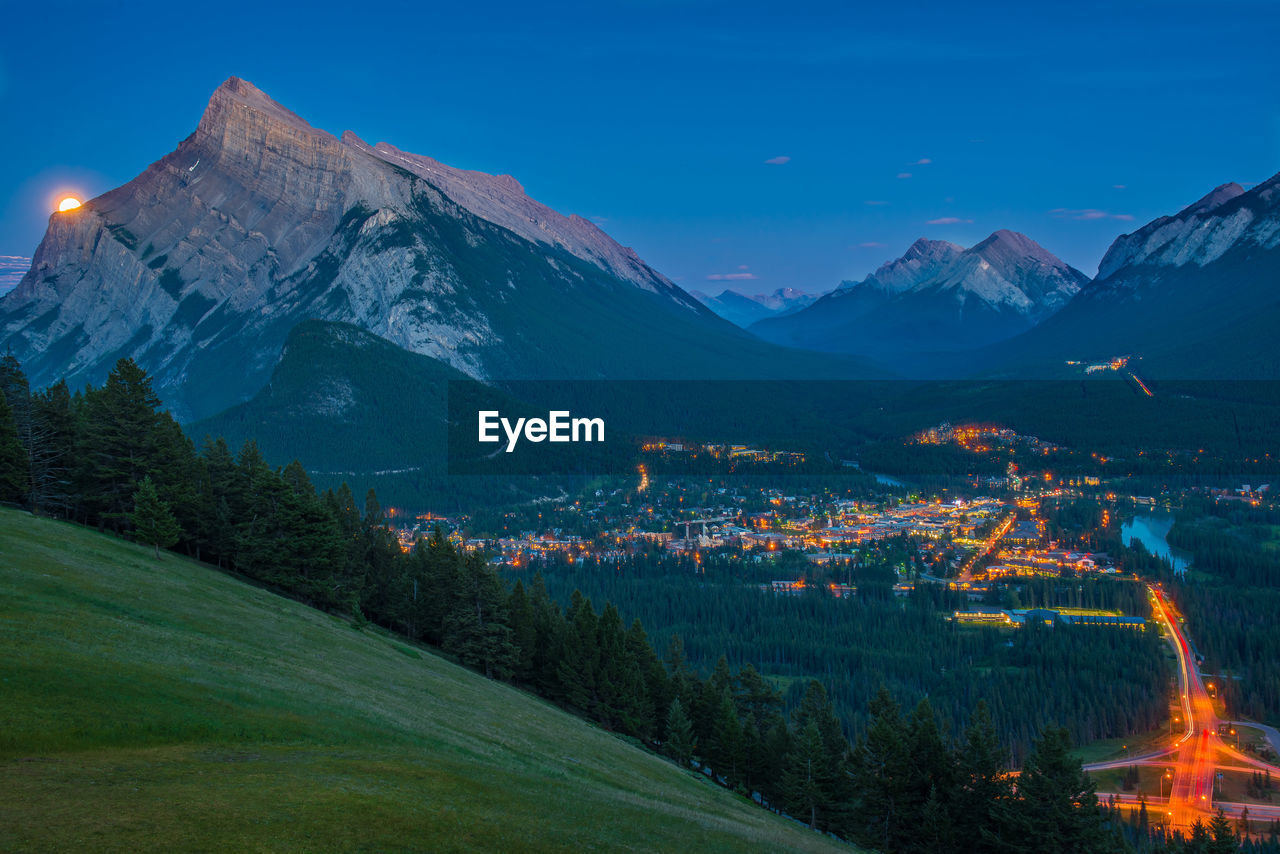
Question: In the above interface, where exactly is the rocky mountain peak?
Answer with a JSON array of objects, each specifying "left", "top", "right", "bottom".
[
  {"left": 196, "top": 76, "right": 328, "bottom": 141},
  {"left": 0, "top": 77, "right": 744, "bottom": 420},
  {"left": 903, "top": 237, "right": 963, "bottom": 262},
  {"left": 970, "top": 229, "right": 1064, "bottom": 269},
  {"left": 1179, "top": 182, "right": 1245, "bottom": 218}
]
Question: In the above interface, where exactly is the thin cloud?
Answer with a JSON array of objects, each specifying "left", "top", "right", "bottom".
[
  {"left": 857, "top": 242, "right": 886, "bottom": 248},
  {"left": 927, "top": 217, "right": 973, "bottom": 225},
  {"left": 864, "top": 200, "right": 890, "bottom": 206},
  {"left": 1113, "top": 184, "right": 1127, "bottom": 190},
  {"left": 0, "top": 254, "right": 31, "bottom": 295},
  {"left": 706, "top": 272, "right": 758, "bottom": 281},
  {"left": 764, "top": 156, "right": 791, "bottom": 165},
  {"left": 912, "top": 158, "right": 932, "bottom": 165},
  {"left": 897, "top": 172, "right": 913, "bottom": 179},
  {"left": 1049, "top": 207, "right": 1133, "bottom": 221}
]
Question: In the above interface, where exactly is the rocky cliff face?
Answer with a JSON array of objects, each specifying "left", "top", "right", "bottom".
[
  {"left": 1092, "top": 181, "right": 1262, "bottom": 283},
  {"left": 2, "top": 78, "right": 809, "bottom": 419}
]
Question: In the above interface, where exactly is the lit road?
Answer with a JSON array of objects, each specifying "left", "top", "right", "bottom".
[
  {"left": 1130, "top": 372, "right": 1154, "bottom": 397},
  {"left": 1088, "top": 586, "right": 1280, "bottom": 830},
  {"left": 955, "top": 512, "right": 1015, "bottom": 587}
]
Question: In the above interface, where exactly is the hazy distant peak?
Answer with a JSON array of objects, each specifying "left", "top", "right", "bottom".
[{"left": 694, "top": 286, "right": 817, "bottom": 325}]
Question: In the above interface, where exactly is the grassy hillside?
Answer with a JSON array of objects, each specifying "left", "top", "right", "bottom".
[{"left": 0, "top": 509, "right": 852, "bottom": 853}]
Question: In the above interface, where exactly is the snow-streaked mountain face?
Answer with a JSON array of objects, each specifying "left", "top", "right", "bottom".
[
  {"left": 692, "top": 286, "right": 818, "bottom": 326},
  {"left": 1, "top": 77, "right": 783, "bottom": 420},
  {"left": 925, "top": 230, "right": 1085, "bottom": 321},
  {"left": 844, "top": 238, "right": 964, "bottom": 296}
]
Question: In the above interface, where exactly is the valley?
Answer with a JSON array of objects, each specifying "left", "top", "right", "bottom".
[{"left": 2, "top": 46, "right": 1279, "bottom": 853}]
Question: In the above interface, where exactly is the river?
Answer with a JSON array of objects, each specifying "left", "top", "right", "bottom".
[{"left": 1121, "top": 512, "right": 1192, "bottom": 575}]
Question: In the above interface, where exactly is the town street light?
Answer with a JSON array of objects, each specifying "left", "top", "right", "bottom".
[{"left": 1162, "top": 769, "right": 1173, "bottom": 799}]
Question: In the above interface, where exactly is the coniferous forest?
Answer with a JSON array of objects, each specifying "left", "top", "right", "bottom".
[
  {"left": 525, "top": 552, "right": 1171, "bottom": 761},
  {"left": 5, "top": 355, "right": 1280, "bottom": 853}
]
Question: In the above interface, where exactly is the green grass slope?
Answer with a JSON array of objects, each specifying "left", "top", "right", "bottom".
[{"left": 0, "top": 509, "right": 852, "bottom": 853}]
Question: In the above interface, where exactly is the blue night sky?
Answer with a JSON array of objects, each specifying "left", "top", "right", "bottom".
[{"left": 2, "top": 0, "right": 1278, "bottom": 294}]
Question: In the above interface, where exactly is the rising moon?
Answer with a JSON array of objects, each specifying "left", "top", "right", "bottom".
[{"left": 57, "top": 197, "right": 82, "bottom": 212}]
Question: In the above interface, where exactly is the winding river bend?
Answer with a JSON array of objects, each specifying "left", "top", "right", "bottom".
[{"left": 1121, "top": 511, "right": 1192, "bottom": 575}]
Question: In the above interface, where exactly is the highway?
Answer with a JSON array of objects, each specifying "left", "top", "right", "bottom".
[{"left": 1087, "top": 585, "right": 1280, "bottom": 831}]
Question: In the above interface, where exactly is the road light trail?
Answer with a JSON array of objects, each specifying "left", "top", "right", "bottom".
[
  {"left": 1089, "top": 585, "right": 1280, "bottom": 829},
  {"left": 955, "top": 512, "right": 1015, "bottom": 587},
  {"left": 1130, "top": 372, "right": 1154, "bottom": 397}
]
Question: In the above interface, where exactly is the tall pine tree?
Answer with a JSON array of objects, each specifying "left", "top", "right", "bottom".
[
  {"left": 665, "top": 697, "right": 697, "bottom": 768},
  {"left": 130, "top": 476, "right": 181, "bottom": 559},
  {"left": 986, "top": 726, "right": 1110, "bottom": 854}
]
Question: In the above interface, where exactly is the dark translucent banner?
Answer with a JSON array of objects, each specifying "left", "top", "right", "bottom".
[{"left": 444, "top": 378, "right": 1280, "bottom": 479}]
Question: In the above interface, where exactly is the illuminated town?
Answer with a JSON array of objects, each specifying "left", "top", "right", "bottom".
[{"left": 371, "top": 419, "right": 1280, "bottom": 836}]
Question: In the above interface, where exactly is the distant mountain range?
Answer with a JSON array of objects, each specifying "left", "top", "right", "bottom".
[
  {"left": 2, "top": 75, "right": 1277, "bottom": 454},
  {"left": 690, "top": 287, "right": 817, "bottom": 327},
  {"left": 0, "top": 78, "right": 874, "bottom": 421},
  {"left": 751, "top": 231, "right": 1089, "bottom": 361},
  {"left": 748, "top": 176, "right": 1280, "bottom": 379}
]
